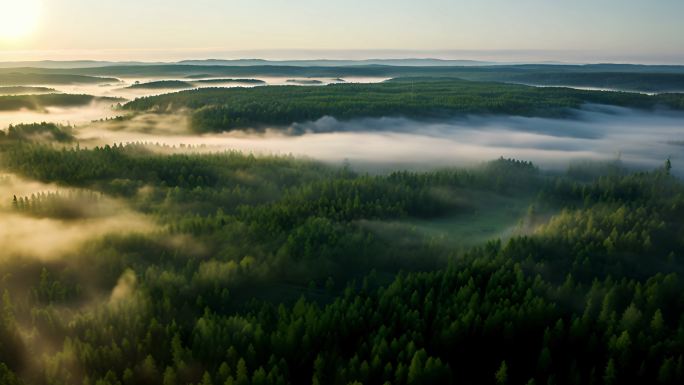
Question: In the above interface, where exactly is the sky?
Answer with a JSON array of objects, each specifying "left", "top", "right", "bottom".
[{"left": 1, "top": 0, "right": 683, "bottom": 63}]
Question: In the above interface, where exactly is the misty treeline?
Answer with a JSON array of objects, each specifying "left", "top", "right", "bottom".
[
  {"left": 191, "top": 79, "right": 265, "bottom": 85},
  {"left": 0, "top": 73, "right": 118, "bottom": 86},
  {"left": 126, "top": 81, "right": 195, "bottom": 90},
  {"left": 12, "top": 190, "right": 110, "bottom": 220},
  {"left": 0, "top": 94, "right": 123, "bottom": 112},
  {"left": 505, "top": 72, "right": 684, "bottom": 93},
  {"left": 1, "top": 133, "right": 684, "bottom": 384},
  {"left": 0, "top": 122, "right": 75, "bottom": 143},
  {"left": 0, "top": 87, "right": 57, "bottom": 96},
  {"left": 125, "top": 79, "right": 266, "bottom": 90},
  {"left": 122, "top": 78, "right": 684, "bottom": 133},
  {"left": 6, "top": 62, "right": 684, "bottom": 92}
]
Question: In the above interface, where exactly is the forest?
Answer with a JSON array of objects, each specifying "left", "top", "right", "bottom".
[
  {"left": 191, "top": 79, "right": 265, "bottom": 85},
  {"left": 0, "top": 94, "right": 124, "bottom": 112},
  {"left": 126, "top": 80, "right": 265, "bottom": 90},
  {"left": 0, "top": 122, "right": 683, "bottom": 385},
  {"left": 4, "top": 63, "right": 684, "bottom": 92},
  {"left": 126, "top": 81, "right": 196, "bottom": 90},
  {"left": 0, "top": 87, "right": 57, "bottom": 96},
  {"left": 3, "top": 0, "right": 684, "bottom": 382},
  {"left": 503, "top": 72, "right": 684, "bottom": 92},
  {"left": 123, "top": 78, "right": 684, "bottom": 132},
  {"left": 0, "top": 73, "right": 119, "bottom": 86}
]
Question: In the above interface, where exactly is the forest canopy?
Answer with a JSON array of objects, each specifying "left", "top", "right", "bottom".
[
  {"left": 0, "top": 132, "right": 683, "bottom": 384},
  {"left": 1, "top": 62, "right": 684, "bottom": 385},
  {"left": 123, "top": 78, "right": 684, "bottom": 133},
  {"left": 0, "top": 86, "right": 57, "bottom": 95},
  {"left": 4, "top": 63, "right": 684, "bottom": 92},
  {"left": 126, "top": 80, "right": 196, "bottom": 90},
  {"left": 0, "top": 94, "right": 124, "bottom": 111},
  {"left": 0, "top": 73, "right": 120, "bottom": 86}
]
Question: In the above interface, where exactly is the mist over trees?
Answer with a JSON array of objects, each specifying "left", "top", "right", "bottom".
[
  {"left": 1, "top": 61, "right": 684, "bottom": 384},
  {"left": 0, "top": 94, "right": 124, "bottom": 112},
  {"left": 123, "top": 78, "right": 684, "bottom": 133},
  {"left": 0, "top": 87, "right": 57, "bottom": 96},
  {"left": 0, "top": 130, "right": 683, "bottom": 384},
  {"left": 5, "top": 62, "right": 684, "bottom": 92},
  {"left": 0, "top": 73, "right": 120, "bottom": 86}
]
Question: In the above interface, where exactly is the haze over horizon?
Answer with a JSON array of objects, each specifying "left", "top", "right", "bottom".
[
  {"left": 3, "top": 2, "right": 684, "bottom": 385},
  {"left": 3, "top": 49, "right": 684, "bottom": 66},
  {"left": 1, "top": 0, "right": 683, "bottom": 64}
]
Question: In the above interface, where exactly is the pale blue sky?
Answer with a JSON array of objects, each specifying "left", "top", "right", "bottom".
[{"left": 2, "top": 0, "right": 683, "bottom": 62}]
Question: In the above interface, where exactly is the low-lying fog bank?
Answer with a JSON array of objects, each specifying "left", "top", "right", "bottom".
[
  {"left": 74, "top": 105, "right": 684, "bottom": 175},
  {"left": 0, "top": 174, "right": 155, "bottom": 261},
  {"left": 524, "top": 84, "right": 684, "bottom": 95},
  {"left": 0, "top": 101, "right": 121, "bottom": 129},
  {"left": 0, "top": 76, "right": 388, "bottom": 101}
]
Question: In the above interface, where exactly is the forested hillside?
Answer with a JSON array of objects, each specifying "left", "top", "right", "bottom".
[
  {"left": 0, "top": 73, "right": 119, "bottom": 86},
  {"left": 0, "top": 94, "right": 124, "bottom": 111},
  {"left": 123, "top": 78, "right": 684, "bottom": 133},
  {"left": 3, "top": 0, "right": 684, "bottom": 383},
  {"left": 126, "top": 81, "right": 195, "bottom": 90},
  {"left": 4, "top": 63, "right": 684, "bottom": 92},
  {"left": 0, "top": 130, "right": 683, "bottom": 384},
  {"left": 0, "top": 87, "right": 57, "bottom": 95}
]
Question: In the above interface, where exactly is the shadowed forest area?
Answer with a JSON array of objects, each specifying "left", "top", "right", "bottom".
[
  {"left": 3, "top": 0, "right": 684, "bottom": 383},
  {"left": 122, "top": 78, "right": 684, "bottom": 133},
  {"left": 0, "top": 122, "right": 683, "bottom": 384}
]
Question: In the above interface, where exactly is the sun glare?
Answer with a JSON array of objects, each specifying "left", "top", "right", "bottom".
[{"left": 0, "top": 0, "right": 41, "bottom": 40}]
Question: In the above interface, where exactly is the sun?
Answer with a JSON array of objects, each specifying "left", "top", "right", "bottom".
[{"left": 0, "top": 0, "right": 41, "bottom": 40}]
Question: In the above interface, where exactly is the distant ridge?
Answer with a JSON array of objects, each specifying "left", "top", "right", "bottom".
[
  {"left": 5, "top": 59, "right": 684, "bottom": 70},
  {"left": 0, "top": 60, "right": 165, "bottom": 69},
  {"left": 0, "top": 58, "right": 498, "bottom": 69},
  {"left": 176, "top": 58, "right": 497, "bottom": 67}
]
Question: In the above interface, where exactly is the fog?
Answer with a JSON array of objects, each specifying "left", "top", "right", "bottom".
[
  {"left": 109, "top": 269, "right": 138, "bottom": 304},
  {"left": 68, "top": 105, "right": 684, "bottom": 175},
  {"left": 4, "top": 76, "right": 387, "bottom": 100},
  {"left": 525, "top": 84, "right": 680, "bottom": 95},
  {"left": 0, "top": 82, "right": 682, "bottom": 385},
  {"left": 0, "top": 76, "right": 386, "bottom": 128},
  {"left": 0, "top": 101, "right": 121, "bottom": 129},
  {"left": 0, "top": 174, "right": 155, "bottom": 261}
]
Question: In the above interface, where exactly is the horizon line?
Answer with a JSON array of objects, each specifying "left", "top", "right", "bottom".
[{"left": 1, "top": 48, "right": 684, "bottom": 66}]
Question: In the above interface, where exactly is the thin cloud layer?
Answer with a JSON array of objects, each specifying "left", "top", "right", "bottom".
[
  {"left": 0, "top": 174, "right": 155, "bottom": 260},
  {"left": 73, "top": 105, "right": 684, "bottom": 173}
]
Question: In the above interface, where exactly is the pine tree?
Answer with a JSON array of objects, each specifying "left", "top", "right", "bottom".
[
  {"left": 604, "top": 359, "right": 616, "bottom": 385},
  {"left": 163, "top": 367, "right": 177, "bottom": 385},
  {"left": 495, "top": 360, "right": 508, "bottom": 385}
]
